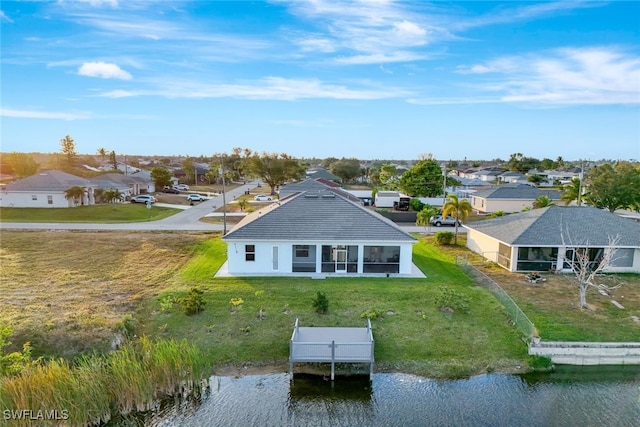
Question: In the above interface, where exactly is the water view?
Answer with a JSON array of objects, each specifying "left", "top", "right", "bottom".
[{"left": 125, "top": 366, "right": 640, "bottom": 426}]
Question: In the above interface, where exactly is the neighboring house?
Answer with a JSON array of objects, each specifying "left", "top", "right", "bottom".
[
  {"left": 306, "top": 167, "right": 342, "bottom": 183},
  {"left": 465, "top": 206, "right": 640, "bottom": 273},
  {"left": 89, "top": 173, "right": 148, "bottom": 198},
  {"left": 222, "top": 188, "right": 417, "bottom": 276},
  {"left": 0, "top": 170, "right": 95, "bottom": 208},
  {"left": 498, "top": 171, "right": 527, "bottom": 184},
  {"left": 470, "top": 184, "right": 561, "bottom": 214}
]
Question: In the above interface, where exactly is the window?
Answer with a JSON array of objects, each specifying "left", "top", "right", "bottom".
[
  {"left": 245, "top": 245, "right": 255, "bottom": 262},
  {"left": 47, "top": 196, "right": 53, "bottom": 205},
  {"left": 295, "top": 245, "right": 309, "bottom": 258},
  {"left": 31, "top": 195, "right": 37, "bottom": 201}
]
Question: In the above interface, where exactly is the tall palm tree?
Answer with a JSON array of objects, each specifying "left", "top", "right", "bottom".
[{"left": 441, "top": 194, "right": 472, "bottom": 244}]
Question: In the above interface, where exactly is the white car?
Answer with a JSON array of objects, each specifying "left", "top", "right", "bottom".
[
  {"left": 130, "top": 195, "right": 157, "bottom": 204},
  {"left": 174, "top": 184, "right": 190, "bottom": 191},
  {"left": 254, "top": 194, "right": 273, "bottom": 201},
  {"left": 186, "top": 194, "right": 206, "bottom": 202}
]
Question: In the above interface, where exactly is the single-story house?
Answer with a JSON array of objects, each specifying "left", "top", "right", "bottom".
[
  {"left": 465, "top": 206, "right": 640, "bottom": 273},
  {"left": 222, "top": 187, "right": 417, "bottom": 276},
  {"left": 470, "top": 184, "right": 561, "bottom": 214},
  {"left": 0, "top": 170, "right": 95, "bottom": 208}
]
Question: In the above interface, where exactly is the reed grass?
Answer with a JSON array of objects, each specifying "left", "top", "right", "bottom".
[{"left": 0, "top": 338, "right": 207, "bottom": 426}]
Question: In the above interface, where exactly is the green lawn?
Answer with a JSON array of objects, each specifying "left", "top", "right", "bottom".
[
  {"left": 141, "top": 236, "right": 528, "bottom": 379},
  {"left": 0, "top": 204, "right": 179, "bottom": 223}
]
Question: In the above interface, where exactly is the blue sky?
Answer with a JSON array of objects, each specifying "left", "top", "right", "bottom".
[{"left": 1, "top": 0, "right": 639, "bottom": 161}]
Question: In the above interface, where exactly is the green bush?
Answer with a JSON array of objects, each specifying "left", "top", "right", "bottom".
[
  {"left": 409, "top": 198, "right": 424, "bottom": 212},
  {"left": 434, "top": 231, "right": 455, "bottom": 245},
  {"left": 360, "top": 308, "right": 385, "bottom": 320},
  {"left": 179, "top": 287, "right": 206, "bottom": 316},
  {"left": 434, "top": 287, "right": 471, "bottom": 314},
  {"left": 116, "top": 314, "right": 138, "bottom": 338},
  {"left": 312, "top": 291, "right": 329, "bottom": 314}
]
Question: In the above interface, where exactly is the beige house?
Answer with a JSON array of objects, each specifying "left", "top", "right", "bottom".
[
  {"left": 465, "top": 206, "right": 640, "bottom": 273},
  {"left": 470, "top": 184, "right": 561, "bottom": 214}
]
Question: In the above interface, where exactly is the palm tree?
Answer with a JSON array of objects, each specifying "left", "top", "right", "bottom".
[
  {"left": 561, "top": 177, "right": 581, "bottom": 205},
  {"left": 64, "top": 186, "right": 85, "bottom": 206},
  {"left": 96, "top": 147, "right": 108, "bottom": 161},
  {"left": 441, "top": 194, "right": 472, "bottom": 244},
  {"left": 415, "top": 205, "right": 439, "bottom": 233},
  {"left": 533, "top": 195, "right": 555, "bottom": 209},
  {"left": 237, "top": 199, "right": 249, "bottom": 211}
]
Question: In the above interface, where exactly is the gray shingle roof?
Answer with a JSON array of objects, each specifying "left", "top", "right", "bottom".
[
  {"left": 472, "top": 184, "right": 561, "bottom": 200},
  {"left": 224, "top": 190, "right": 416, "bottom": 242},
  {"left": 2, "top": 170, "right": 94, "bottom": 191},
  {"left": 279, "top": 179, "right": 361, "bottom": 203},
  {"left": 466, "top": 206, "right": 640, "bottom": 247}
]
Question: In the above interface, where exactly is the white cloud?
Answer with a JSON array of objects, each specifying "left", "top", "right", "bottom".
[
  {"left": 63, "top": 0, "right": 119, "bottom": 7},
  {"left": 98, "top": 76, "right": 410, "bottom": 101},
  {"left": 1, "top": 108, "right": 90, "bottom": 120},
  {"left": 78, "top": 62, "right": 132, "bottom": 80},
  {"left": 0, "top": 10, "right": 14, "bottom": 23},
  {"left": 449, "top": 47, "right": 640, "bottom": 106}
]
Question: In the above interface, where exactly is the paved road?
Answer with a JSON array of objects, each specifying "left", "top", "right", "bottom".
[{"left": 0, "top": 181, "right": 465, "bottom": 235}]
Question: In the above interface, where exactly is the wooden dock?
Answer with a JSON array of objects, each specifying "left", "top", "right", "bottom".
[{"left": 289, "top": 318, "right": 374, "bottom": 380}]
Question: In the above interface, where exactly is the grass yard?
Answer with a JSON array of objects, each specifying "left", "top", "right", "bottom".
[
  {"left": 0, "top": 204, "right": 179, "bottom": 223},
  {"left": 1, "top": 230, "right": 638, "bottom": 380},
  {"left": 1, "top": 230, "right": 527, "bottom": 379},
  {"left": 431, "top": 235, "right": 640, "bottom": 342}
]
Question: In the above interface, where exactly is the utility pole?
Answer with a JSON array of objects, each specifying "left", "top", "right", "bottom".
[
  {"left": 441, "top": 163, "right": 447, "bottom": 207},
  {"left": 220, "top": 166, "right": 227, "bottom": 235}
]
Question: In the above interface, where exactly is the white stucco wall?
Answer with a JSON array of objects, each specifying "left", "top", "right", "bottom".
[
  {"left": 225, "top": 240, "right": 415, "bottom": 276},
  {"left": 0, "top": 191, "right": 72, "bottom": 208},
  {"left": 466, "top": 229, "right": 501, "bottom": 264}
]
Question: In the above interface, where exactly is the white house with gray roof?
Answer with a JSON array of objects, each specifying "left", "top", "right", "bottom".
[
  {"left": 470, "top": 184, "right": 561, "bottom": 214},
  {"left": 0, "top": 170, "right": 95, "bottom": 208},
  {"left": 222, "top": 187, "right": 417, "bottom": 276},
  {"left": 465, "top": 206, "right": 640, "bottom": 273}
]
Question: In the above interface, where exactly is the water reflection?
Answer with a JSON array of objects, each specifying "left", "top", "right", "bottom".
[{"left": 126, "top": 367, "right": 640, "bottom": 427}]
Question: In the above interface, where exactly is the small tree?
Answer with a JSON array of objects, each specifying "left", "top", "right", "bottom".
[
  {"left": 416, "top": 204, "right": 439, "bottom": 232},
  {"left": 312, "top": 291, "right": 329, "bottom": 314},
  {"left": 533, "top": 195, "right": 555, "bottom": 209},
  {"left": 179, "top": 287, "right": 206, "bottom": 315},
  {"left": 562, "top": 234, "right": 621, "bottom": 309}
]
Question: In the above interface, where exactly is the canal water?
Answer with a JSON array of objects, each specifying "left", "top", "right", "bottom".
[{"left": 126, "top": 366, "right": 640, "bottom": 426}]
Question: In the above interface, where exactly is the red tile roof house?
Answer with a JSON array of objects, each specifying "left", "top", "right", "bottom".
[
  {"left": 0, "top": 170, "right": 95, "bottom": 208},
  {"left": 465, "top": 205, "right": 640, "bottom": 273},
  {"left": 222, "top": 182, "right": 418, "bottom": 277}
]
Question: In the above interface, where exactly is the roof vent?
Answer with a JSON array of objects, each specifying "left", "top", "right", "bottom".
[
  {"left": 304, "top": 193, "right": 319, "bottom": 198},
  {"left": 321, "top": 193, "right": 335, "bottom": 198}
]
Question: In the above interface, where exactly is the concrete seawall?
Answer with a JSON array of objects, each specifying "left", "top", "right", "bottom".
[{"left": 529, "top": 341, "right": 640, "bottom": 365}]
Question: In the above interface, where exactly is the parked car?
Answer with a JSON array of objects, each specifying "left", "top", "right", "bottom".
[
  {"left": 429, "top": 215, "right": 461, "bottom": 227},
  {"left": 186, "top": 194, "right": 206, "bottom": 202},
  {"left": 174, "top": 184, "right": 190, "bottom": 191},
  {"left": 254, "top": 194, "right": 273, "bottom": 201},
  {"left": 163, "top": 186, "right": 180, "bottom": 194},
  {"left": 131, "top": 195, "right": 157, "bottom": 204}
]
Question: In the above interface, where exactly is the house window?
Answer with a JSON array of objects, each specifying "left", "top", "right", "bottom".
[
  {"left": 32, "top": 195, "right": 37, "bottom": 201},
  {"left": 245, "top": 245, "right": 255, "bottom": 262},
  {"left": 47, "top": 196, "right": 53, "bottom": 205},
  {"left": 295, "top": 245, "right": 309, "bottom": 258}
]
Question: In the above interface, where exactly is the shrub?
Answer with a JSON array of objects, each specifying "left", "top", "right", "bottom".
[
  {"left": 159, "top": 295, "right": 176, "bottom": 312},
  {"left": 434, "top": 287, "right": 471, "bottom": 314},
  {"left": 409, "top": 198, "right": 424, "bottom": 212},
  {"left": 312, "top": 291, "right": 329, "bottom": 314},
  {"left": 179, "top": 287, "right": 206, "bottom": 316},
  {"left": 434, "top": 231, "right": 455, "bottom": 245},
  {"left": 360, "top": 308, "right": 384, "bottom": 320},
  {"left": 117, "top": 314, "right": 138, "bottom": 338}
]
